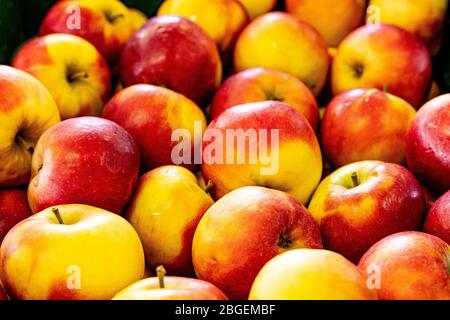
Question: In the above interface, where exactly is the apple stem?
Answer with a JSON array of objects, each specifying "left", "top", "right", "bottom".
[
  {"left": 204, "top": 180, "right": 214, "bottom": 194},
  {"left": 351, "top": 172, "right": 359, "bottom": 187},
  {"left": 108, "top": 13, "right": 124, "bottom": 23},
  {"left": 52, "top": 207, "right": 64, "bottom": 225},
  {"left": 15, "top": 135, "right": 34, "bottom": 154},
  {"left": 383, "top": 84, "right": 389, "bottom": 93},
  {"left": 156, "top": 265, "right": 166, "bottom": 289},
  {"left": 67, "top": 71, "right": 88, "bottom": 83}
]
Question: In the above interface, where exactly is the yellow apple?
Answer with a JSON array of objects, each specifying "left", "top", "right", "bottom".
[{"left": 238, "top": 0, "right": 277, "bottom": 19}]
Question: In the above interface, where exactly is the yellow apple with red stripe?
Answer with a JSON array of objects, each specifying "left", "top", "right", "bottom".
[
  {"left": 250, "top": 249, "right": 377, "bottom": 300},
  {"left": 125, "top": 166, "right": 214, "bottom": 276},
  {"left": 0, "top": 65, "right": 60, "bottom": 188},
  {"left": 234, "top": 12, "right": 330, "bottom": 96},
  {"left": 239, "top": 0, "right": 277, "bottom": 19},
  {"left": 13, "top": 34, "right": 111, "bottom": 120},
  {"left": 0, "top": 204, "right": 145, "bottom": 300}
]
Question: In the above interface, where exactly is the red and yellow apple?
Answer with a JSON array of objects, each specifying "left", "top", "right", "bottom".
[
  {"left": 308, "top": 161, "right": 425, "bottom": 263},
  {"left": 332, "top": 24, "right": 432, "bottom": 108},
  {"left": 0, "top": 204, "right": 145, "bottom": 300},
  {"left": 358, "top": 231, "right": 450, "bottom": 300},
  {"left": 0, "top": 281, "right": 7, "bottom": 300},
  {"left": 128, "top": 8, "right": 147, "bottom": 32},
  {"left": 321, "top": 88, "right": 416, "bottom": 167},
  {"left": 250, "top": 249, "right": 377, "bottom": 300},
  {"left": 27, "top": 117, "right": 140, "bottom": 215},
  {"left": 234, "top": 12, "right": 330, "bottom": 96},
  {"left": 424, "top": 191, "right": 450, "bottom": 244},
  {"left": 211, "top": 67, "right": 319, "bottom": 129},
  {"left": 13, "top": 34, "right": 111, "bottom": 120},
  {"left": 0, "top": 189, "right": 32, "bottom": 243},
  {"left": 0, "top": 65, "right": 60, "bottom": 188},
  {"left": 239, "top": 0, "right": 276, "bottom": 19},
  {"left": 192, "top": 186, "right": 323, "bottom": 300},
  {"left": 406, "top": 94, "right": 450, "bottom": 193},
  {"left": 120, "top": 15, "right": 222, "bottom": 106},
  {"left": 285, "top": 0, "right": 367, "bottom": 46}
]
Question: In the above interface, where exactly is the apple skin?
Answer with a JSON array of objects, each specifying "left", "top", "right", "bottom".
[
  {"left": 358, "top": 231, "right": 450, "bottom": 300},
  {"left": 424, "top": 191, "right": 450, "bottom": 244},
  {"left": 250, "top": 249, "right": 377, "bottom": 300},
  {"left": 113, "top": 277, "right": 228, "bottom": 300},
  {"left": 239, "top": 0, "right": 277, "bottom": 19},
  {"left": 406, "top": 94, "right": 450, "bottom": 193},
  {"left": 0, "top": 65, "right": 60, "bottom": 188},
  {"left": 125, "top": 166, "right": 214, "bottom": 276},
  {"left": 0, "top": 204, "right": 145, "bottom": 300},
  {"left": 234, "top": 12, "right": 330, "bottom": 96},
  {"left": 210, "top": 67, "right": 319, "bottom": 129},
  {"left": 27, "top": 117, "right": 140, "bottom": 215},
  {"left": 368, "top": 0, "right": 449, "bottom": 55},
  {"left": 321, "top": 88, "right": 416, "bottom": 167},
  {"left": 129, "top": 8, "right": 148, "bottom": 32},
  {"left": 332, "top": 24, "right": 432, "bottom": 108},
  {"left": 101, "top": 84, "right": 206, "bottom": 171},
  {"left": 39, "top": 0, "right": 134, "bottom": 66},
  {"left": 308, "top": 161, "right": 425, "bottom": 263},
  {"left": 0, "top": 281, "right": 7, "bottom": 300},
  {"left": 0, "top": 190, "right": 32, "bottom": 243},
  {"left": 285, "top": 0, "right": 367, "bottom": 46},
  {"left": 120, "top": 15, "right": 222, "bottom": 106},
  {"left": 157, "top": 0, "right": 249, "bottom": 52},
  {"left": 202, "top": 101, "right": 322, "bottom": 205},
  {"left": 12, "top": 34, "right": 111, "bottom": 120},
  {"left": 192, "top": 186, "right": 323, "bottom": 300}
]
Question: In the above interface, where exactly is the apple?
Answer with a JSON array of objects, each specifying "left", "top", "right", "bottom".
[
  {"left": 332, "top": 24, "right": 432, "bottom": 108},
  {"left": 321, "top": 88, "right": 416, "bottom": 167},
  {"left": 125, "top": 165, "right": 214, "bottom": 276},
  {"left": 0, "top": 65, "right": 60, "bottom": 188},
  {"left": 39, "top": 0, "right": 134, "bottom": 66},
  {"left": 250, "top": 249, "right": 377, "bottom": 300},
  {"left": 424, "top": 191, "right": 450, "bottom": 244},
  {"left": 0, "top": 204, "right": 145, "bottom": 300},
  {"left": 234, "top": 12, "right": 330, "bottom": 96},
  {"left": 192, "top": 186, "right": 323, "bottom": 300},
  {"left": 210, "top": 67, "right": 319, "bottom": 129},
  {"left": 101, "top": 84, "right": 206, "bottom": 171},
  {"left": 202, "top": 101, "right": 322, "bottom": 205},
  {"left": 0, "top": 189, "right": 32, "bottom": 243},
  {"left": 358, "top": 231, "right": 450, "bottom": 300},
  {"left": 128, "top": 8, "right": 147, "bottom": 32},
  {"left": 0, "top": 281, "right": 7, "bottom": 300},
  {"left": 285, "top": 0, "right": 367, "bottom": 46},
  {"left": 27, "top": 116, "right": 140, "bottom": 215},
  {"left": 120, "top": 15, "right": 222, "bottom": 106},
  {"left": 239, "top": 0, "right": 277, "bottom": 19},
  {"left": 308, "top": 161, "right": 425, "bottom": 263},
  {"left": 368, "top": 0, "right": 449, "bottom": 54},
  {"left": 157, "top": 0, "right": 249, "bottom": 52},
  {"left": 406, "top": 94, "right": 450, "bottom": 193},
  {"left": 12, "top": 34, "right": 111, "bottom": 120}
]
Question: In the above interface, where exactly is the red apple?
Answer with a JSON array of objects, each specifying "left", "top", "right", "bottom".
[
  {"left": 358, "top": 231, "right": 450, "bottom": 300},
  {"left": 28, "top": 117, "right": 140, "bottom": 214},
  {"left": 120, "top": 15, "right": 222, "bottom": 106},
  {"left": 192, "top": 186, "right": 323, "bottom": 300},
  {"left": 406, "top": 94, "right": 450, "bottom": 193},
  {"left": 0, "top": 190, "right": 32, "bottom": 243},
  {"left": 424, "top": 191, "right": 450, "bottom": 244}
]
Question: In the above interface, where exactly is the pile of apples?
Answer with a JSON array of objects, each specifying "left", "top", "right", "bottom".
[{"left": 0, "top": 0, "right": 449, "bottom": 301}]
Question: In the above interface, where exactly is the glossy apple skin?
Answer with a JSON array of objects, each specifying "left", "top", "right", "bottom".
[
  {"left": 113, "top": 277, "right": 228, "bottom": 300},
  {"left": 13, "top": 34, "right": 111, "bottom": 120},
  {"left": 234, "top": 12, "right": 330, "bottom": 96},
  {"left": 202, "top": 101, "right": 322, "bottom": 205},
  {"left": 0, "top": 190, "right": 32, "bottom": 243},
  {"left": 332, "top": 24, "right": 432, "bottom": 108},
  {"left": 120, "top": 16, "right": 222, "bottom": 106},
  {"left": 250, "top": 249, "right": 377, "bottom": 300},
  {"left": 358, "top": 231, "right": 450, "bottom": 300},
  {"left": 125, "top": 166, "right": 214, "bottom": 276},
  {"left": 27, "top": 117, "right": 140, "bottom": 215},
  {"left": 192, "top": 186, "right": 323, "bottom": 300},
  {"left": 157, "top": 0, "right": 249, "bottom": 52},
  {"left": 0, "top": 204, "right": 145, "bottom": 300},
  {"left": 406, "top": 94, "right": 450, "bottom": 193},
  {"left": 309, "top": 161, "right": 425, "bottom": 263},
  {"left": 39, "top": 0, "right": 134, "bottom": 66},
  {"left": 0, "top": 65, "right": 60, "bottom": 187},
  {"left": 101, "top": 84, "right": 206, "bottom": 171},
  {"left": 211, "top": 67, "right": 319, "bottom": 129},
  {"left": 285, "top": 0, "right": 367, "bottom": 46},
  {"left": 424, "top": 191, "right": 450, "bottom": 244},
  {"left": 322, "top": 89, "right": 416, "bottom": 167}
]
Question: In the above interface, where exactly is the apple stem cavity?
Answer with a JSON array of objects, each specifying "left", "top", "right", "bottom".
[
  {"left": 351, "top": 172, "right": 359, "bottom": 187},
  {"left": 204, "top": 180, "right": 215, "bottom": 194},
  {"left": 52, "top": 207, "right": 64, "bottom": 225},
  {"left": 67, "top": 71, "right": 88, "bottom": 83},
  {"left": 278, "top": 232, "right": 292, "bottom": 249},
  {"left": 383, "top": 84, "right": 389, "bottom": 93},
  {"left": 156, "top": 265, "right": 166, "bottom": 289}
]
